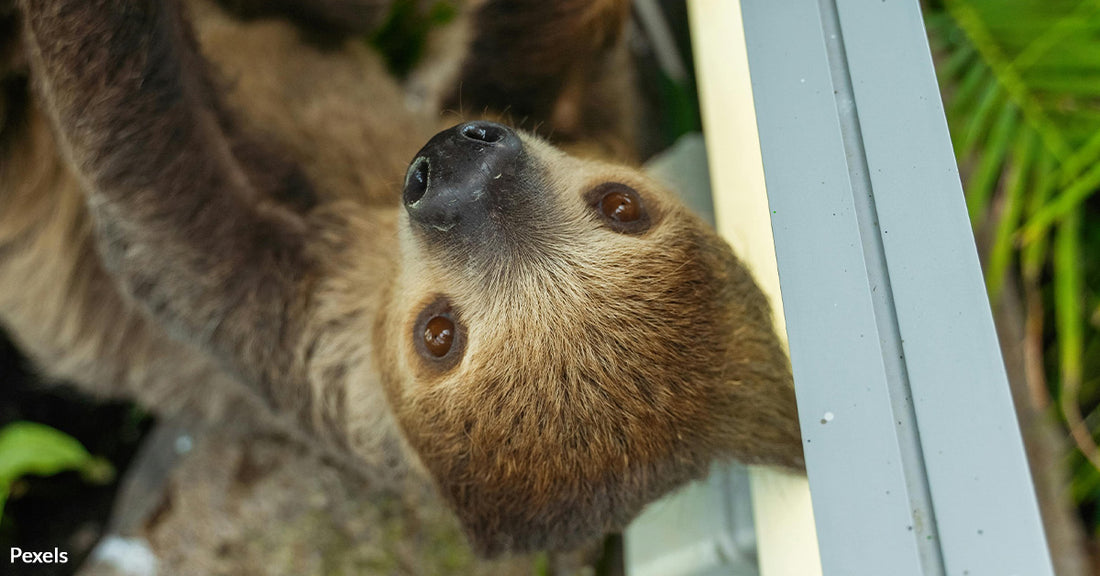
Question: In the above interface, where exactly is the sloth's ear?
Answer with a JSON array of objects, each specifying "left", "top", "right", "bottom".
[
  {"left": 714, "top": 248, "right": 806, "bottom": 473},
  {"left": 19, "top": 0, "right": 312, "bottom": 399}
]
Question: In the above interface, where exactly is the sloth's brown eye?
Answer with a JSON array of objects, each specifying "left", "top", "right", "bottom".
[
  {"left": 414, "top": 299, "right": 465, "bottom": 369},
  {"left": 423, "top": 315, "right": 455, "bottom": 357},
  {"left": 588, "top": 183, "right": 651, "bottom": 233},
  {"left": 600, "top": 188, "right": 641, "bottom": 222}
]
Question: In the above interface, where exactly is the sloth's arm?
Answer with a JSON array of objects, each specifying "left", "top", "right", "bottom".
[
  {"left": 19, "top": 0, "right": 311, "bottom": 404},
  {"left": 445, "top": 0, "right": 636, "bottom": 158}
]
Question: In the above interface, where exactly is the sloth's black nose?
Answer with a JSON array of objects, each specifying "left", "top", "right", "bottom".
[{"left": 403, "top": 121, "right": 523, "bottom": 233}]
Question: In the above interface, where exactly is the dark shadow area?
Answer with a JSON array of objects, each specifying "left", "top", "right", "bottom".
[{"left": 0, "top": 331, "right": 153, "bottom": 576}]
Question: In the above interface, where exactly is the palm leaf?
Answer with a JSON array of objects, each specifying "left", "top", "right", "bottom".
[{"left": 928, "top": 0, "right": 1100, "bottom": 531}]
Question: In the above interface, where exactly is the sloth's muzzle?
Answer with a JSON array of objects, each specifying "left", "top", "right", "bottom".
[{"left": 403, "top": 121, "right": 523, "bottom": 234}]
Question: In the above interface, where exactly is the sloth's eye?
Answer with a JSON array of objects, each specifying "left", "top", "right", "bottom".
[
  {"left": 414, "top": 299, "right": 464, "bottom": 369},
  {"left": 589, "top": 183, "right": 650, "bottom": 233},
  {"left": 600, "top": 188, "right": 641, "bottom": 222},
  {"left": 423, "top": 316, "right": 455, "bottom": 357}
]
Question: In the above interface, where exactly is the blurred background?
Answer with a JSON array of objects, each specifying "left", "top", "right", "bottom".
[{"left": 1, "top": 0, "right": 1098, "bottom": 574}]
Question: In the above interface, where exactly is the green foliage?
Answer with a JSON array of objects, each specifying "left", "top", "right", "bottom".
[
  {"left": 370, "top": 0, "right": 458, "bottom": 78},
  {"left": 0, "top": 421, "right": 114, "bottom": 519},
  {"left": 532, "top": 552, "right": 550, "bottom": 576},
  {"left": 927, "top": 0, "right": 1100, "bottom": 530},
  {"left": 656, "top": 73, "right": 702, "bottom": 145}
]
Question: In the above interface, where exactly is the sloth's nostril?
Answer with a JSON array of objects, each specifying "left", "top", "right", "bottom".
[
  {"left": 461, "top": 122, "right": 506, "bottom": 144},
  {"left": 403, "top": 156, "right": 430, "bottom": 206}
]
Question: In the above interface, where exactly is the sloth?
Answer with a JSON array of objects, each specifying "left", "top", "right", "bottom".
[{"left": 2, "top": 0, "right": 803, "bottom": 556}]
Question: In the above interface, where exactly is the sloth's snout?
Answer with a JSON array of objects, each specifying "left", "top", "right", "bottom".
[{"left": 403, "top": 121, "right": 522, "bottom": 233}]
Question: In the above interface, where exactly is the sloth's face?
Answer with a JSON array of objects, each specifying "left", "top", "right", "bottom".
[{"left": 378, "top": 122, "right": 799, "bottom": 555}]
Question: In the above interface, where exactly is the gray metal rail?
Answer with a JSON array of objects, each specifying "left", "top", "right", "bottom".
[{"left": 741, "top": 0, "right": 1055, "bottom": 574}]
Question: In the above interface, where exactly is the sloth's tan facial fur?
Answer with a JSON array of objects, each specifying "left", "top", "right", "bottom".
[
  {"left": 6, "top": 0, "right": 804, "bottom": 558},
  {"left": 375, "top": 131, "right": 802, "bottom": 553}
]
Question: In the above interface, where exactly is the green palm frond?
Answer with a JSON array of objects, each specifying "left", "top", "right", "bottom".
[
  {"left": 928, "top": 0, "right": 1100, "bottom": 529},
  {"left": 935, "top": 0, "right": 1100, "bottom": 224}
]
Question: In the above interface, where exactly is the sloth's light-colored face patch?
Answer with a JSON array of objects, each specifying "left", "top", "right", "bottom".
[
  {"left": 393, "top": 131, "right": 688, "bottom": 376},
  {"left": 401, "top": 138, "right": 670, "bottom": 372},
  {"left": 397, "top": 134, "right": 687, "bottom": 379}
]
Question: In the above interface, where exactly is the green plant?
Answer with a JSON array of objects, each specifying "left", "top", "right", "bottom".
[
  {"left": 369, "top": 0, "right": 458, "bottom": 78},
  {"left": 926, "top": 0, "right": 1100, "bottom": 532},
  {"left": 0, "top": 421, "right": 114, "bottom": 519}
]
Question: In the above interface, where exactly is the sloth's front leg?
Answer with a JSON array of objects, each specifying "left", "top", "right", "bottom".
[
  {"left": 18, "top": 0, "right": 314, "bottom": 412},
  {"left": 445, "top": 0, "right": 636, "bottom": 158}
]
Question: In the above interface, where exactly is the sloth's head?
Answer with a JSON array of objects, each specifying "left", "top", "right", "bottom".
[{"left": 377, "top": 121, "right": 802, "bottom": 555}]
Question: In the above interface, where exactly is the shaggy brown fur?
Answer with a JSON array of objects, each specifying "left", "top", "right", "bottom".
[{"left": 4, "top": 0, "right": 803, "bottom": 556}]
